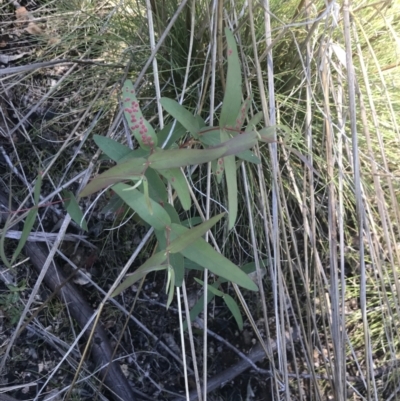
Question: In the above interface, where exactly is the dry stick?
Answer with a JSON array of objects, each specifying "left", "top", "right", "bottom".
[
  {"left": 171, "top": 340, "right": 276, "bottom": 401},
  {"left": 0, "top": 189, "right": 137, "bottom": 401}
]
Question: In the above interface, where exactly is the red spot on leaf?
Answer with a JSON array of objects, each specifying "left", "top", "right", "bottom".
[{"left": 228, "top": 48, "right": 233, "bottom": 56}]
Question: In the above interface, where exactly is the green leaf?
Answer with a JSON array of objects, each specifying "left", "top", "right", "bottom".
[
  {"left": 11, "top": 208, "right": 37, "bottom": 265},
  {"left": 194, "top": 278, "right": 224, "bottom": 297},
  {"left": 80, "top": 158, "right": 147, "bottom": 197},
  {"left": 11, "top": 173, "right": 42, "bottom": 265},
  {"left": 220, "top": 28, "right": 242, "bottom": 128},
  {"left": 157, "top": 121, "right": 187, "bottom": 149},
  {"left": 182, "top": 288, "right": 215, "bottom": 330},
  {"left": 142, "top": 177, "right": 153, "bottom": 215},
  {"left": 212, "top": 131, "right": 258, "bottom": 157},
  {"left": 258, "top": 126, "right": 276, "bottom": 143},
  {"left": 184, "top": 258, "right": 205, "bottom": 271},
  {"left": 166, "top": 266, "right": 175, "bottom": 309},
  {"left": 63, "top": 190, "right": 88, "bottom": 231},
  {"left": 181, "top": 216, "right": 203, "bottom": 227},
  {"left": 213, "top": 157, "right": 225, "bottom": 183},
  {"left": 220, "top": 130, "right": 237, "bottom": 229},
  {"left": 112, "top": 250, "right": 168, "bottom": 296},
  {"left": 112, "top": 183, "right": 171, "bottom": 231},
  {"left": 100, "top": 193, "right": 125, "bottom": 215},
  {"left": 223, "top": 294, "right": 243, "bottom": 330},
  {"left": 198, "top": 127, "right": 222, "bottom": 147},
  {"left": 0, "top": 215, "right": 11, "bottom": 268},
  {"left": 149, "top": 147, "right": 226, "bottom": 170},
  {"left": 170, "top": 252, "right": 184, "bottom": 287},
  {"left": 245, "top": 111, "right": 264, "bottom": 132},
  {"left": 145, "top": 168, "right": 168, "bottom": 204},
  {"left": 122, "top": 80, "right": 158, "bottom": 149},
  {"left": 160, "top": 98, "right": 205, "bottom": 138},
  {"left": 236, "top": 149, "right": 261, "bottom": 164},
  {"left": 118, "top": 148, "right": 150, "bottom": 163},
  {"left": 171, "top": 225, "right": 258, "bottom": 291},
  {"left": 168, "top": 213, "right": 225, "bottom": 254},
  {"left": 157, "top": 168, "right": 190, "bottom": 211},
  {"left": 94, "top": 135, "right": 132, "bottom": 162},
  {"left": 233, "top": 97, "right": 252, "bottom": 132},
  {"left": 163, "top": 203, "right": 181, "bottom": 224}
]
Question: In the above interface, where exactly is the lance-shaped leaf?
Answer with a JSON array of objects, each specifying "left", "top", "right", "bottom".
[
  {"left": 183, "top": 286, "right": 215, "bottom": 330},
  {"left": 213, "top": 157, "right": 225, "bottom": 183},
  {"left": 195, "top": 278, "right": 224, "bottom": 297},
  {"left": 220, "top": 28, "right": 242, "bottom": 128},
  {"left": 220, "top": 130, "right": 237, "bottom": 229},
  {"left": 145, "top": 168, "right": 168, "bottom": 204},
  {"left": 237, "top": 150, "right": 261, "bottom": 164},
  {"left": 157, "top": 121, "right": 187, "bottom": 149},
  {"left": 112, "top": 250, "right": 168, "bottom": 297},
  {"left": 258, "top": 126, "right": 276, "bottom": 143},
  {"left": 168, "top": 213, "right": 225, "bottom": 254},
  {"left": 149, "top": 147, "right": 226, "bottom": 170},
  {"left": 112, "top": 183, "right": 171, "bottom": 230},
  {"left": 163, "top": 203, "right": 181, "bottom": 224},
  {"left": 118, "top": 148, "right": 150, "bottom": 163},
  {"left": 166, "top": 266, "right": 175, "bottom": 309},
  {"left": 63, "top": 190, "right": 88, "bottom": 231},
  {"left": 194, "top": 278, "right": 243, "bottom": 330},
  {"left": 171, "top": 252, "right": 184, "bottom": 287},
  {"left": 154, "top": 208, "right": 184, "bottom": 287},
  {"left": 183, "top": 259, "right": 268, "bottom": 329},
  {"left": 101, "top": 192, "right": 125, "bottom": 215},
  {"left": 211, "top": 131, "right": 258, "bottom": 157},
  {"left": 94, "top": 135, "right": 150, "bottom": 163},
  {"left": 234, "top": 97, "right": 252, "bottom": 132},
  {"left": 122, "top": 80, "right": 158, "bottom": 149},
  {"left": 94, "top": 135, "right": 132, "bottom": 162},
  {"left": 223, "top": 294, "right": 243, "bottom": 330},
  {"left": 157, "top": 168, "right": 191, "bottom": 211},
  {"left": 160, "top": 98, "right": 205, "bottom": 139},
  {"left": 198, "top": 127, "right": 222, "bottom": 147},
  {"left": 171, "top": 225, "right": 258, "bottom": 291},
  {"left": 245, "top": 111, "right": 264, "bottom": 132},
  {"left": 11, "top": 172, "right": 42, "bottom": 265},
  {"left": 80, "top": 158, "right": 147, "bottom": 197}
]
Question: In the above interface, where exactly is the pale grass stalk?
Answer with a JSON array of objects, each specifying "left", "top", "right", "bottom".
[
  {"left": 145, "top": 0, "right": 163, "bottom": 129},
  {"left": 201, "top": 2, "right": 219, "bottom": 399},
  {"left": 182, "top": 280, "right": 203, "bottom": 401},
  {"left": 321, "top": 34, "right": 345, "bottom": 400},
  {"left": 303, "top": 1, "right": 322, "bottom": 396},
  {"left": 177, "top": 286, "right": 191, "bottom": 401},
  {"left": 178, "top": 4, "right": 202, "bottom": 397},
  {"left": 333, "top": 50, "right": 350, "bottom": 394},
  {"left": 343, "top": 2, "right": 376, "bottom": 399}
]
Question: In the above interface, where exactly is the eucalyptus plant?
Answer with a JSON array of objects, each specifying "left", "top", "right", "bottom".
[{"left": 73, "top": 29, "right": 276, "bottom": 327}]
